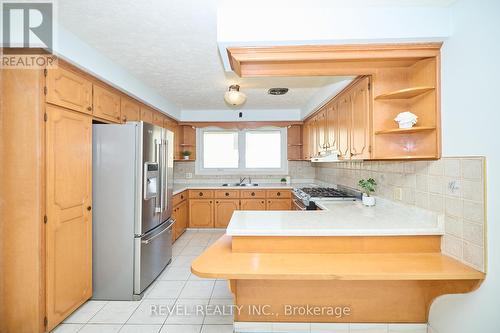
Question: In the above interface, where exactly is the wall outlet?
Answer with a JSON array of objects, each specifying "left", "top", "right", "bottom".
[
  {"left": 394, "top": 187, "right": 403, "bottom": 201},
  {"left": 186, "top": 172, "right": 193, "bottom": 179}
]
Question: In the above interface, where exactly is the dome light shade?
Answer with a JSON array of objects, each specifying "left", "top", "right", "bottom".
[{"left": 224, "top": 84, "right": 246, "bottom": 106}]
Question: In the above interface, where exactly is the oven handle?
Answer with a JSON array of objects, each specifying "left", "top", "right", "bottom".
[{"left": 292, "top": 198, "right": 306, "bottom": 211}]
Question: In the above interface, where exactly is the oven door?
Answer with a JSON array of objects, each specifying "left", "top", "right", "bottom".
[{"left": 292, "top": 193, "right": 307, "bottom": 211}]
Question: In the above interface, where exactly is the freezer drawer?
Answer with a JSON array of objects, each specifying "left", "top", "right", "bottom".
[{"left": 134, "top": 219, "right": 173, "bottom": 295}]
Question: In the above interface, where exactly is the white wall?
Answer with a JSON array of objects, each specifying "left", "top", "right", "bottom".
[
  {"left": 428, "top": 0, "right": 500, "bottom": 332},
  {"left": 56, "top": 26, "right": 180, "bottom": 119},
  {"left": 181, "top": 108, "right": 301, "bottom": 122}
]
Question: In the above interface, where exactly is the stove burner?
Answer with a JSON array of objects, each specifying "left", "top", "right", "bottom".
[{"left": 299, "top": 187, "right": 356, "bottom": 198}]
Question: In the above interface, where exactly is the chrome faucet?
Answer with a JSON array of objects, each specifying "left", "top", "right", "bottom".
[{"left": 239, "top": 177, "right": 247, "bottom": 185}]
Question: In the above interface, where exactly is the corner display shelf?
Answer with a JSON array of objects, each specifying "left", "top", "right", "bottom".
[
  {"left": 375, "top": 87, "right": 435, "bottom": 100},
  {"left": 375, "top": 126, "right": 436, "bottom": 135}
]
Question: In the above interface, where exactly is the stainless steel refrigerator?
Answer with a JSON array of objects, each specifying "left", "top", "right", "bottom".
[{"left": 92, "top": 121, "right": 174, "bottom": 300}]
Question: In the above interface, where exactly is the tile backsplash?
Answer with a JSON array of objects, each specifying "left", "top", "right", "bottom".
[
  {"left": 173, "top": 161, "right": 316, "bottom": 184},
  {"left": 314, "top": 157, "right": 487, "bottom": 272}
]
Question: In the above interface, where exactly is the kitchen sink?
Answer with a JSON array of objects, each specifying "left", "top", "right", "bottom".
[{"left": 221, "top": 183, "right": 259, "bottom": 187}]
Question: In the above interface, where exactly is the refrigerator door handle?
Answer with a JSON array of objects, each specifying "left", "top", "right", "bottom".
[
  {"left": 141, "top": 220, "right": 174, "bottom": 244},
  {"left": 154, "top": 140, "right": 162, "bottom": 213},
  {"left": 161, "top": 138, "right": 168, "bottom": 214}
]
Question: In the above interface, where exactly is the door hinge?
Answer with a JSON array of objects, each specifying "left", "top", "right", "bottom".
[
  {"left": 44, "top": 215, "right": 47, "bottom": 224},
  {"left": 368, "top": 145, "right": 372, "bottom": 153},
  {"left": 44, "top": 113, "right": 48, "bottom": 122},
  {"left": 43, "top": 68, "right": 48, "bottom": 76},
  {"left": 44, "top": 86, "right": 48, "bottom": 95},
  {"left": 43, "top": 316, "right": 48, "bottom": 327},
  {"left": 368, "top": 82, "right": 371, "bottom": 90}
]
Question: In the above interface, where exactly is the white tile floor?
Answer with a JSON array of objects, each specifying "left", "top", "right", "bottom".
[{"left": 52, "top": 230, "right": 233, "bottom": 333}]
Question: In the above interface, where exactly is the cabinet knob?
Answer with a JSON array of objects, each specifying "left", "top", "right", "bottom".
[
  {"left": 181, "top": 195, "right": 184, "bottom": 200},
  {"left": 251, "top": 192, "right": 255, "bottom": 196},
  {"left": 277, "top": 192, "right": 281, "bottom": 196},
  {"left": 216, "top": 201, "right": 219, "bottom": 204},
  {"left": 87, "top": 106, "right": 92, "bottom": 111},
  {"left": 87, "top": 206, "right": 92, "bottom": 211},
  {"left": 199, "top": 192, "right": 203, "bottom": 197},
  {"left": 261, "top": 201, "right": 265, "bottom": 204},
  {"left": 225, "top": 192, "right": 229, "bottom": 196}
]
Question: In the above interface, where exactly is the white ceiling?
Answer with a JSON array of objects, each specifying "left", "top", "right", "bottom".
[{"left": 58, "top": 0, "right": 454, "bottom": 117}]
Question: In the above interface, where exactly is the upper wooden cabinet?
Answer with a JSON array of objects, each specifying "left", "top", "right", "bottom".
[
  {"left": 326, "top": 101, "right": 339, "bottom": 153},
  {"left": 140, "top": 106, "right": 154, "bottom": 124},
  {"left": 153, "top": 111, "right": 164, "bottom": 127},
  {"left": 287, "top": 125, "right": 303, "bottom": 161},
  {"left": 46, "top": 67, "right": 92, "bottom": 114},
  {"left": 93, "top": 84, "right": 121, "bottom": 122},
  {"left": 350, "top": 76, "right": 371, "bottom": 159},
  {"left": 120, "top": 97, "right": 141, "bottom": 122}
]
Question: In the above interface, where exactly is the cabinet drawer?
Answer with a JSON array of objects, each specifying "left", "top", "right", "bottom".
[
  {"left": 240, "top": 190, "right": 266, "bottom": 199},
  {"left": 172, "top": 191, "right": 187, "bottom": 206},
  {"left": 266, "top": 190, "right": 291, "bottom": 198},
  {"left": 189, "top": 190, "right": 214, "bottom": 199},
  {"left": 214, "top": 190, "right": 240, "bottom": 199}
]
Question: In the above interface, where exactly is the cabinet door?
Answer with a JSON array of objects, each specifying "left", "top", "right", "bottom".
[
  {"left": 326, "top": 101, "right": 339, "bottom": 152},
  {"left": 93, "top": 84, "right": 121, "bottom": 122},
  {"left": 179, "top": 200, "right": 188, "bottom": 236},
  {"left": 267, "top": 199, "right": 292, "bottom": 211},
  {"left": 189, "top": 199, "right": 214, "bottom": 228},
  {"left": 140, "top": 106, "right": 154, "bottom": 124},
  {"left": 302, "top": 122, "right": 310, "bottom": 160},
  {"left": 337, "top": 94, "right": 351, "bottom": 159},
  {"left": 172, "top": 205, "right": 180, "bottom": 241},
  {"left": 45, "top": 105, "right": 92, "bottom": 330},
  {"left": 120, "top": 97, "right": 141, "bottom": 122},
  {"left": 350, "top": 77, "right": 371, "bottom": 159},
  {"left": 46, "top": 67, "right": 92, "bottom": 114},
  {"left": 214, "top": 199, "right": 240, "bottom": 228},
  {"left": 153, "top": 111, "right": 164, "bottom": 127},
  {"left": 240, "top": 199, "right": 266, "bottom": 211},
  {"left": 316, "top": 110, "right": 326, "bottom": 152}
]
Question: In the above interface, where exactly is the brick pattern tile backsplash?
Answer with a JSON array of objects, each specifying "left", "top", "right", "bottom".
[{"left": 314, "top": 157, "right": 486, "bottom": 272}]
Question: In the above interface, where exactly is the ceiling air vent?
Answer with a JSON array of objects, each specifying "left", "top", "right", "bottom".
[{"left": 268, "top": 88, "right": 289, "bottom": 95}]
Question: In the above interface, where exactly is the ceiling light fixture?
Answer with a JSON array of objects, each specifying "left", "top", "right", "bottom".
[{"left": 224, "top": 84, "right": 246, "bottom": 106}]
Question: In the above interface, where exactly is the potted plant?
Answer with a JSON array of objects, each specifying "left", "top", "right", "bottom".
[
  {"left": 358, "top": 178, "right": 377, "bottom": 206},
  {"left": 280, "top": 178, "right": 287, "bottom": 184},
  {"left": 181, "top": 150, "right": 192, "bottom": 160}
]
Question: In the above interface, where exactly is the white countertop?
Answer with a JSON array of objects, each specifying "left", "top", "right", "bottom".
[
  {"left": 226, "top": 198, "right": 444, "bottom": 237},
  {"left": 173, "top": 182, "right": 309, "bottom": 195}
]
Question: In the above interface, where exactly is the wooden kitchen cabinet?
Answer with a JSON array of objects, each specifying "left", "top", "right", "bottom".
[
  {"left": 45, "top": 105, "right": 93, "bottom": 330},
  {"left": 214, "top": 199, "right": 240, "bottom": 228},
  {"left": 350, "top": 76, "right": 371, "bottom": 159},
  {"left": 189, "top": 199, "right": 214, "bottom": 228},
  {"left": 93, "top": 84, "right": 121, "bottom": 122},
  {"left": 153, "top": 111, "right": 164, "bottom": 127},
  {"left": 326, "top": 100, "right": 339, "bottom": 153},
  {"left": 240, "top": 199, "right": 267, "bottom": 210},
  {"left": 140, "top": 106, "right": 154, "bottom": 124},
  {"left": 120, "top": 97, "right": 141, "bottom": 122},
  {"left": 267, "top": 199, "right": 292, "bottom": 211},
  {"left": 287, "top": 124, "right": 303, "bottom": 160},
  {"left": 337, "top": 93, "right": 351, "bottom": 159},
  {"left": 173, "top": 199, "right": 188, "bottom": 241},
  {"left": 46, "top": 66, "right": 93, "bottom": 114}
]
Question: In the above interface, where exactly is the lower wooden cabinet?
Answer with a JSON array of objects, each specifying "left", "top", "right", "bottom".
[
  {"left": 240, "top": 199, "right": 267, "bottom": 210},
  {"left": 267, "top": 199, "right": 292, "bottom": 211},
  {"left": 189, "top": 199, "right": 214, "bottom": 228},
  {"left": 214, "top": 199, "right": 240, "bottom": 228},
  {"left": 45, "top": 105, "right": 93, "bottom": 330},
  {"left": 172, "top": 199, "right": 188, "bottom": 241}
]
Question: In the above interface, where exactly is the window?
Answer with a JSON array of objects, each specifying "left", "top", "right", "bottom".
[{"left": 196, "top": 127, "right": 287, "bottom": 174}]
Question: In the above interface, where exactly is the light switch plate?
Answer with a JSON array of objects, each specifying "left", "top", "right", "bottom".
[
  {"left": 186, "top": 172, "right": 193, "bottom": 179},
  {"left": 394, "top": 187, "right": 403, "bottom": 201}
]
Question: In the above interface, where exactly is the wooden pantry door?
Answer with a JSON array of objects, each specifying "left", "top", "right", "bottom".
[{"left": 45, "top": 105, "right": 93, "bottom": 330}]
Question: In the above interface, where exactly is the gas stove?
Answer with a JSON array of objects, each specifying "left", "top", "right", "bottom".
[{"left": 292, "top": 185, "right": 359, "bottom": 210}]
